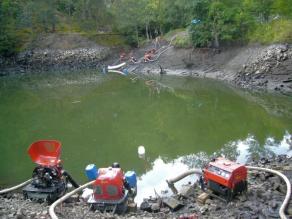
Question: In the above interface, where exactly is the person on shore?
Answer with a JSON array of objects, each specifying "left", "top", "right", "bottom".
[
  {"left": 119, "top": 51, "right": 126, "bottom": 62},
  {"left": 130, "top": 56, "right": 138, "bottom": 63},
  {"left": 129, "top": 51, "right": 138, "bottom": 63},
  {"left": 144, "top": 51, "right": 152, "bottom": 62}
]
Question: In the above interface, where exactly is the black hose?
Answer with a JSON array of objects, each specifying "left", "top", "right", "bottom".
[{"left": 62, "top": 171, "right": 79, "bottom": 188}]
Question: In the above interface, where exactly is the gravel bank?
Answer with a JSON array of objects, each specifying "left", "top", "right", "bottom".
[{"left": 1, "top": 155, "right": 291, "bottom": 219}]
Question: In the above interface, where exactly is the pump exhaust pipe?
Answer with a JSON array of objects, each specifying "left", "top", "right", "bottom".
[{"left": 62, "top": 170, "right": 79, "bottom": 188}]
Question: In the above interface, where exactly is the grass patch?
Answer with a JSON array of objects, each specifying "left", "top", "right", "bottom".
[
  {"left": 249, "top": 19, "right": 292, "bottom": 44},
  {"left": 80, "top": 32, "right": 126, "bottom": 47},
  {"left": 163, "top": 28, "right": 186, "bottom": 41},
  {"left": 164, "top": 29, "right": 192, "bottom": 48}
]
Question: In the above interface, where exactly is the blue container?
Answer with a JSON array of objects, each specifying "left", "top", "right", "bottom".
[
  {"left": 125, "top": 171, "right": 137, "bottom": 188},
  {"left": 85, "top": 164, "right": 98, "bottom": 180}
]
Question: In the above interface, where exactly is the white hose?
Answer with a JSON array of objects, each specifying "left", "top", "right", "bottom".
[
  {"left": 246, "top": 166, "right": 291, "bottom": 219},
  {"left": 108, "top": 62, "right": 126, "bottom": 70},
  {"left": 48, "top": 165, "right": 291, "bottom": 219},
  {"left": 166, "top": 169, "right": 202, "bottom": 194},
  {"left": 108, "top": 70, "right": 127, "bottom": 75},
  {"left": 49, "top": 180, "right": 95, "bottom": 219},
  {"left": 0, "top": 179, "right": 32, "bottom": 194}
]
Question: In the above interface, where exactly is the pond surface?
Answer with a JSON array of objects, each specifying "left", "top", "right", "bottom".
[{"left": 0, "top": 70, "right": 291, "bottom": 203}]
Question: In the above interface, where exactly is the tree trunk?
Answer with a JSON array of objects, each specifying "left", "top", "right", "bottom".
[
  {"left": 214, "top": 33, "right": 219, "bottom": 48},
  {"left": 146, "top": 23, "right": 149, "bottom": 41},
  {"left": 136, "top": 25, "right": 139, "bottom": 47}
]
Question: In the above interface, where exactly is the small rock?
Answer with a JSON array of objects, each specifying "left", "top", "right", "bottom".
[
  {"left": 197, "top": 192, "right": 210, "bottom": 204},
  {"left": 140, "top": 200, "right": 151, "bottom": 212},
  {"left": 269, "top": 200, "right": 278, "bottom": 210},
  {"left": 162, "top": 197, "right": 184, "bottom": 211},
  {"left": 179, "top": 185, "right": 195, "bottom": 198},
  {"left": 199, "top": 206, "right": 208, "bottom": 214},
  {"left": 127, "top": 202, "right": 137, "bottom": 212},
  {"left": 41, "top": 210, "right": 48, "bottom": 215},
  {"left": 150, "top": 203, "right": 160, "bottom": 213}
]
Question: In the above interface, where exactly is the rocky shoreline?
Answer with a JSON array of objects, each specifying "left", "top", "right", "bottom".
[
  {"left": 0, "top": 40, "right": 292, "bottom": 95},
  {"left": 0, "top": 46, "right": 110, "bottom": 75},
  {"left": 0, "top": 155, "right": 291, "bottom": 219},
  {"left": 131, "top": 43, "right": 292, "bottom": 95}
]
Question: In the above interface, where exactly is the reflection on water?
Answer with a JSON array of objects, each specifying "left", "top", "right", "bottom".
[
  {"left": 136, "top": 132, "right": 292, "bottom": 205},
  {"left": 135, "top": 157, "right": 195, "bottom": 205},
  {"left": 0, "top": 70, "right": 292, "bottom": 199}
]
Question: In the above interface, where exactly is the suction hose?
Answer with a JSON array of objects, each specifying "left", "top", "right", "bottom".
[
  {"left": 0, "top": 179, "right": 32, "bottom": 195},
  {"left": 49, "top": 180, "right": 95, "bottom": 219},
  {"left": 166, "top": 169, "right": 202, "bottom": 194},
  {"left": 166, "top": 166, "right": 291, "bottom": 219}
]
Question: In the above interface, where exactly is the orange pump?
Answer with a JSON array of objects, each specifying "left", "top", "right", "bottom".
[{"left": 203, "top": 157, "right": 247, "bottom": 201}]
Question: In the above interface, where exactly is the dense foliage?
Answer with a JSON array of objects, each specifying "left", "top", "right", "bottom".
[{"left": 1, "top": 0, "right": 292, "bottom": 56}]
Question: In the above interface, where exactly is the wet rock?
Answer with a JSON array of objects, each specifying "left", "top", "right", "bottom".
[
  {"left": 140, "top": 200, "right": 152, "bottom": 212},
  {"left": 150, "top": 203, "right": 160, "bottom": 213},
  {"left": 199, "top": 206, "right": 208, "bottom": 214},
  {"left": 0, "top": 155, "right": 291, "bottom": 219},
  {"left": 162, "top": 197, "right": 184, "bottom": 211},
  {"left": 179, "top": 185, "right": 195, "bottom": 198},
  {"left": 197, "top": 192, "right": 210, "bottom": 204},
  {"left": 287, "top": 202, "right": 292, "bottom": 216},
  {"left": 127, "top": 202, "right": 137, "bottom": 212}
]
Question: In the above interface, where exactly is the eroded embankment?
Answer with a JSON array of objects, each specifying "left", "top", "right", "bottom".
[
  {"left": 133, "top": 43, "right": 292, "bottom": 94},
  {"left": 0, "top": 33, "right": 292, "bottom": 95}
]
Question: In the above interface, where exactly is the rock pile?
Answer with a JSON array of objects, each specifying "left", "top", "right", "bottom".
[
  {"left": 16, "top": 47, "right": 110, "bottom": 71},
  {"left": 234, "top": 44, "right": 292, "bottom": 93},
  {"left": 0, "top": 155, "right": 291, "bottom": 219}
]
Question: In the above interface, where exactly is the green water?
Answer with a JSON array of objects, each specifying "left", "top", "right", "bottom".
[{"left": 0, "top": 71, "right": 292, "bottom": 187}]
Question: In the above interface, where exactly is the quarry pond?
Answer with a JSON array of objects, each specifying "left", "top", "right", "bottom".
[{"left": 0, "top": 70, "right": 292, "bottom": 205}]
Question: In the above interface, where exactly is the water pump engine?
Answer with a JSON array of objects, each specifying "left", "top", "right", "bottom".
[
  {"left": 202, "top": 157, "right": 247, "bottom": 201},
  {"left": 23, "top": 140, "right": 78, "bottom": 203},
  {"left": 85, "top": 163, "right": 137, "bottom": 214}
]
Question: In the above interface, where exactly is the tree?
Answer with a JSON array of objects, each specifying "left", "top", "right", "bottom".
[
  {"left": 272, "top": 0, "right": 292, "bottom": 18},
  {"left": 243, "top": 0, "right": 274, "bottom": 23},
  {"left": 190, "top": 0, "right": 251, "bottom": 48},
  {"left": 112, "top": 0, "right": 147, "bottom": 46},
  {"left": 208, "top": 1, "right": 237, "bottom": 47},
  {"left": 0, "top": 0, "right": 20, "bottom": 56}
]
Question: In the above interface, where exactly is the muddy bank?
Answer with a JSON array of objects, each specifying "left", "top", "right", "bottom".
[
  {"left": 0, "top": 155, "right": 291, "bottom": 219},
  {"left": 131, "top": 43, "right": 292, "bottom": 95},
  {"left": 1, "top": 34, "right": 292, "bottom": 95}
]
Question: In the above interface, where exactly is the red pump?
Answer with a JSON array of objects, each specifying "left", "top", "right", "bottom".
[
  {"left": 87, "top": 164, "right": 137, "bottom": 214},
  {"left": 202, "top": 157, "right": 247, "bottom": 201},
  {"left": 23, "top": 140, "right": 79, "bottom": 203},
  {"left": 93, "top": 168, "right": 125, "bottom": 201}
]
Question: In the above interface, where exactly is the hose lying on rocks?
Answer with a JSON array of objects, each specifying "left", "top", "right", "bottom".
[
  {"left": 166, "top": 166, "right": 291, "bottom": 219},
  {"left": 246, "top": 166, "right": 291, "bottom": 219},
  {"left": 0, "top": 179, "right": 32, "bottom": 195},
  {"left": 49, "top": 180, "right": 95, "bottom": 219}
]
